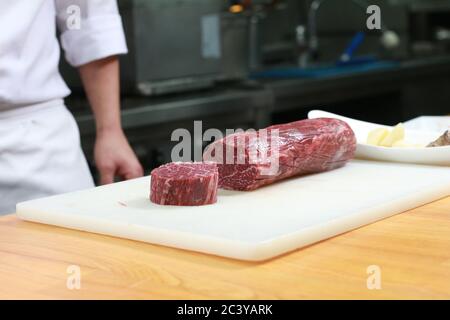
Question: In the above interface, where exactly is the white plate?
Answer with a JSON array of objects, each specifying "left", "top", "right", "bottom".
[
  {"left": 404, "top": 115, "right": 450, "bottom": 133},
  {"left": 308, "top": 110, "right": 450, "bottom": 166}
]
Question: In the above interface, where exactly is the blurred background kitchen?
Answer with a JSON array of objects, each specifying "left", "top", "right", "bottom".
[{"left": 61, "top": 0, "right": 450, "bottom": 182}]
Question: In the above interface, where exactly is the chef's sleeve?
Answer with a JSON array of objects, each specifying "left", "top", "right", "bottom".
[{"left": 55, "top": 0, "right": 128, "bottom": 67}]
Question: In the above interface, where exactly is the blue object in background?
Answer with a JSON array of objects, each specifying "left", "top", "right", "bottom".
[{"left": 340, "top": 31, "right": 366, "bottom": 62}]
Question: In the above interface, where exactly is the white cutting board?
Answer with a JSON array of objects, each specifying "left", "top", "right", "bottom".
[{"left": 16, "top": 160, "right": 450, "bottom": 261}]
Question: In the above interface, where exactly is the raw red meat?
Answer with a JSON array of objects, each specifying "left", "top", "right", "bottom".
[
  {"left": 150, "top": 162, "right": 218, "bottom": 206},
  {"left": 203, "top": 118, "right": 356, "bottom": 191}
]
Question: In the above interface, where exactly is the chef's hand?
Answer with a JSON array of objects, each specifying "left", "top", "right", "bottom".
[
  {"left": 77, "top": 56, "right": 143, "bottom": 185},
  {"left": 94, "top": 128, "right": 143, "bottom": 185}
]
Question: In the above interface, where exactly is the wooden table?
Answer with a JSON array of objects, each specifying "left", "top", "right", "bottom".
[{"left": 1, "top": 197, "right": 450, "bottom": 299}]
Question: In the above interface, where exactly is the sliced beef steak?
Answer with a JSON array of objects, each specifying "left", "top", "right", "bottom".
[
  {"left": 204, "top": 118, "right": 356, "bottom": 191},
  {"left": 150, "top": 162, "right": 218, "bottom": 206}
]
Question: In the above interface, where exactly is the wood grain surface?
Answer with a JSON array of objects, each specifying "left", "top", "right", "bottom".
[{"left": 1, "top": 197, "right": 449, "bottom": 299}]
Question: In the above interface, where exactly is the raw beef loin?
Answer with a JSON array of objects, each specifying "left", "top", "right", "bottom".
[
  {"left": 203, "top": 118, "right": 356, "bottom": 191},
  {"left": 150, "top": 162, "right": 218, "bottom": 206}
]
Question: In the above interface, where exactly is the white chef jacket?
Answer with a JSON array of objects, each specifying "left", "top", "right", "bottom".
[
  {"left": 0, "top": 0, "right": 128, "bottom": 110},
  {"left": 0, "top": 0, "right": 128, "bottom": 214}
]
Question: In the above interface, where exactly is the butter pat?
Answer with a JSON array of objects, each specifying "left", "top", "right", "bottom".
[
  {"left": 380, "top": 123, "right": 405, "bottom": 147},
  {"left": 367, "top": 128, "right": 390, "bottom": 146}
]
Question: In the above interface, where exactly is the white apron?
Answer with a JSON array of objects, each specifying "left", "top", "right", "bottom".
[{"left": 0, "top": 99, "right": 94, "bottom": 215}]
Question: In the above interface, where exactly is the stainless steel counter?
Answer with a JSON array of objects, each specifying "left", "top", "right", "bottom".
[{"left": 73, "top": 86, "right": 273, "bottom": 135}]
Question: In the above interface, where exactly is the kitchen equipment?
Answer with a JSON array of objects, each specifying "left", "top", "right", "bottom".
[
  {"left": 99, "top": 0, "right": 250, "bottom": 95},
  {"left": 219, "top": 12, "right": 250, "bottom": 80},
  {"left": 120, "top": 0, "right": 220, "bottom": 95},
  {"left": 309, "top": 110, "right": 450, "bottom": 166},
  {"left": 17, "top": 160, "right": 450, "bottom": 261},
  {"left": 241, "top": 0, "right": 300, "bottom": 69}
]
